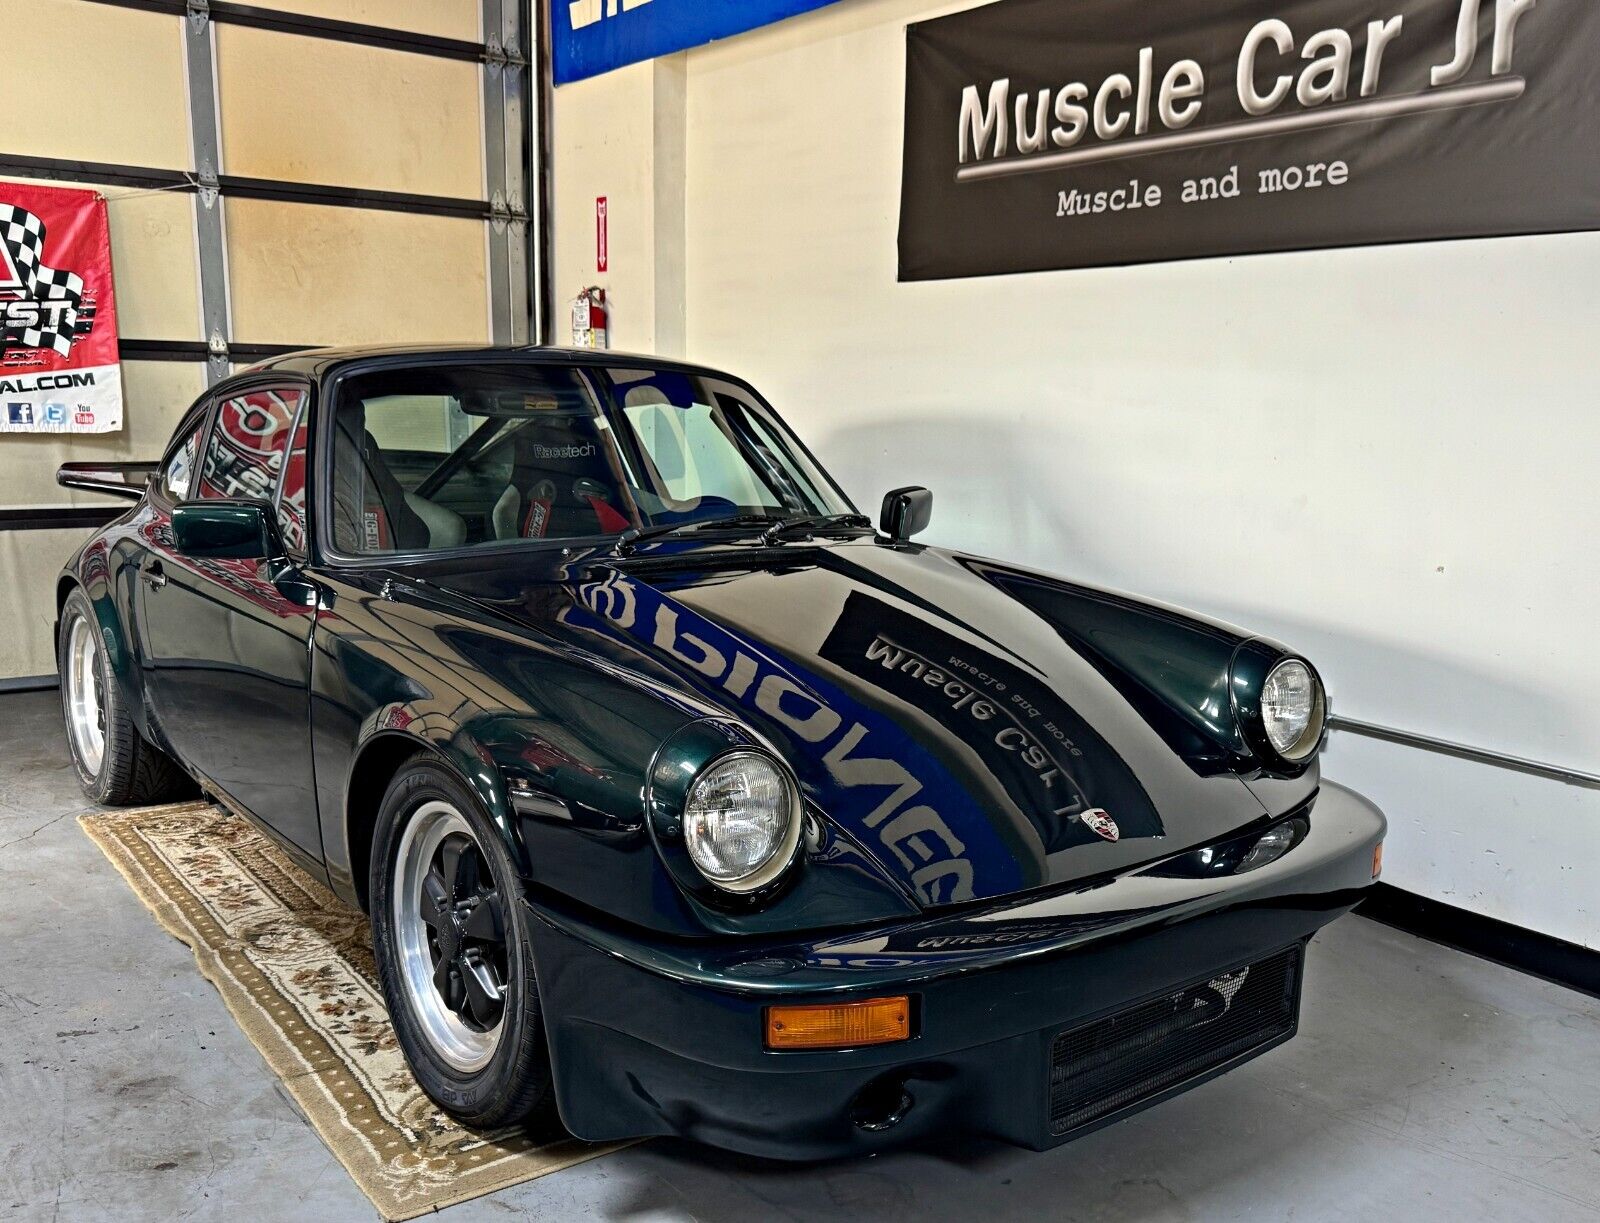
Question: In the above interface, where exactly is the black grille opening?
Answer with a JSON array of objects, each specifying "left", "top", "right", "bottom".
[{"left": 1048, "top": 945, "right": 1302, "bottom": 1136}]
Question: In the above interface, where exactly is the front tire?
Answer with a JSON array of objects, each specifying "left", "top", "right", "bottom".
[
  {"left": 58, "top": 586, "right": 193, "bottom": 806},
  {"left": 371, "top": 759, "right": 557, "bottom": 1129}
]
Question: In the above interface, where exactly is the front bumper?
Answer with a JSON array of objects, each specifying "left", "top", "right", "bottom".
[{"left": 526, "top": 782, "right": 1385, "bottom": 1159}]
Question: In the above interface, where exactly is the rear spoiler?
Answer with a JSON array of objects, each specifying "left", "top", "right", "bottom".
[{"left": 57, "top": 461, "right": 158, "bottom": 502}]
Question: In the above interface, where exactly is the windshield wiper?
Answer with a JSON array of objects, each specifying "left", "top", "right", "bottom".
[
  {"left": 760, "top": 513, "right": 872, "bottom": 544},
  {"left": 614, "top": 513, "right": 778, "bottom": 556}
]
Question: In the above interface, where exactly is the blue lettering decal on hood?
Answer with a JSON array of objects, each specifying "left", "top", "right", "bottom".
[{"left": 563, "top": 573, "right": 1028, "bottom": 905}]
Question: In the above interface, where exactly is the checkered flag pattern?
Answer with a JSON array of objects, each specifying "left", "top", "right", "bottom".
[{"left": 1, "top": 204, "right": 84, "bottom": 356}]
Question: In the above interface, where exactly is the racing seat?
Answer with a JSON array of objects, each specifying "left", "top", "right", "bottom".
[
  {"left": 491, "top": 416, "right": 631, "bottom": 540},
  {"left": 332, "top": 417, "right": 465, "bottom": 552}
]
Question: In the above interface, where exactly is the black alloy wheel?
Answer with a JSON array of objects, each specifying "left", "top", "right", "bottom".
[{"left": 370, "top": 759, "right": 557, "bottom": 1128}]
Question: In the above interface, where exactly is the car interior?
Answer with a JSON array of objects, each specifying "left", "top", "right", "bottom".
[{"left": 328, "top": 366, "right": 826, "bottom": 555}]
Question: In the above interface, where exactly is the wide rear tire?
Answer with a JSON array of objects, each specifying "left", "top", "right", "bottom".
[
  {"left": 370, "top": 758, "right": 558, "bottom": 1130},
  {"left": 59, "top": 587, "right": 194, "bottom": 806}
]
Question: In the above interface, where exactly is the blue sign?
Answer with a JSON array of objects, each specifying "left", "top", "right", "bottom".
[{"left": 553, "top": 0, "right": 843, "bottom": 85}]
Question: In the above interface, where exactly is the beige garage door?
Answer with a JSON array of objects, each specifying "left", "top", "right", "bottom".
[{"left": 0, "top": 0, "right": 542, "bottom": 682}]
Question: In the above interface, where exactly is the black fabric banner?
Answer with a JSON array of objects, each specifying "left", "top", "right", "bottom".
[{"left": 899, "top": 0, "right": 1600, "bottom": 280}]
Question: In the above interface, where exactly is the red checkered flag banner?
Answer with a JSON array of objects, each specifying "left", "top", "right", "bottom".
[
  {"left": 0, "top": 204, "right": 85, "bottom": 357},
  {"left": 0, "top": 181, "right": 122, "bottom": 434}
]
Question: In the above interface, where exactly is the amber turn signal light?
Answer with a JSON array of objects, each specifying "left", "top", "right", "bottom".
[
  {"left": 1372, "top": 842, "right": 1384, "bottom": 879},
  {"left": 765, "top": 996, "right": 912, "bottom": 1050}
]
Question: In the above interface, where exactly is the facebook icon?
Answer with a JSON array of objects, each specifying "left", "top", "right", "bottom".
[{"left": 6, "top": 403, "right": 34, "bottom": 426}]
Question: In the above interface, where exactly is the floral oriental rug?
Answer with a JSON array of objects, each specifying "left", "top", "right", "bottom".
[{"left": 79, "top": 801, "right": 624, "bottom": 1220}]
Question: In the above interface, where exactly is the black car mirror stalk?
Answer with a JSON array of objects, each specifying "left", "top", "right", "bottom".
[{"left": 879, "top": 487, "right": 933, "bottom": 543}]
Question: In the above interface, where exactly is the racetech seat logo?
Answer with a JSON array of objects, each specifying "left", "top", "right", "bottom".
[{"left": 530, "top": 442, "right": 596, "bottom": 460}]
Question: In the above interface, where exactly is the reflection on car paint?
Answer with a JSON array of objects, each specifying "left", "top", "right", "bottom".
[
  {"left": 818, "top": 590, "right": 1163, "bottom": 854},
  {"left": 565, "top": 570, "right": 1022, "bottom": 905}
]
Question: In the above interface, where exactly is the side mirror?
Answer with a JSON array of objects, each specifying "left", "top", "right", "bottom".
[
  {"left": 879, "top": 486, "right": 933, "bottom": 543},
  {"left": 171, "top": 500, "right": 277, "bottom": 561}
]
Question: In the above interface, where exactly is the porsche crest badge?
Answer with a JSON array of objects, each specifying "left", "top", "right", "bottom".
[{"left": 1081, "top": 808, "right": 1120, "bottom": 843}]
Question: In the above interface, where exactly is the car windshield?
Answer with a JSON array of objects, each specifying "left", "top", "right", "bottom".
[{"left": 328, "top": 361, "right": 852, "bottom": 555}]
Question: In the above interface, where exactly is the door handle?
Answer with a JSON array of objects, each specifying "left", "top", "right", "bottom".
[{"left": 141, "top": 561, "right": 167, "bottom": 590}]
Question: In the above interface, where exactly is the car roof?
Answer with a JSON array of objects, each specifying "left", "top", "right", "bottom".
[{"left": 231, "top": 344, "right": 749, "bottom": 389}]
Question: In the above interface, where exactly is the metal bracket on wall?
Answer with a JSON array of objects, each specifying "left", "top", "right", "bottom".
[
  {"left": 501, "top": 18, "right": 533, "bottom": 347},
  {"left": 481, "top": 0, "right": 533, "bottom": 345},
  {"left": 484, "top": 33, "right": 528, "bottom": 71},
  {"left": 196, "top": 165, "right": 219, "bottom": 210},
  {"left": 182, "top": 1, "right": 234, "bottom": 385}
]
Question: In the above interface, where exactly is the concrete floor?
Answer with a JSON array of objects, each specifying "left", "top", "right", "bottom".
[{"left": 2, "top": 687, "right": 1598, "bottom": 1222}]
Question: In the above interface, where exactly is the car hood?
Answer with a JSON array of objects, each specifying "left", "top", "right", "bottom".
[{"left": 410, "top": 538, "right": 1272, "bottom": 910}]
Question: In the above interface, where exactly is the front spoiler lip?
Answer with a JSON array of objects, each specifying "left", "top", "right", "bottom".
[{"left": 525, "top": 780, "right": 1386, "bottom": 1001}]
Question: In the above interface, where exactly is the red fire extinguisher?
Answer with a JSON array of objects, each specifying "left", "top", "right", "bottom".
[{"left": 571, "top": 287, "right": 609, "bottom": 349}]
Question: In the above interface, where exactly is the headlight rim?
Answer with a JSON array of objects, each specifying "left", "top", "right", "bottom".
[
  {"left": 1260, "top": 657, "right": 1327, "bottom": 763},
  {"left": 1230, "top": 647, "right": 1328, "bottom": 772},
  {"left": 680, "top": 747, "right": 803, "bottom": 895}
]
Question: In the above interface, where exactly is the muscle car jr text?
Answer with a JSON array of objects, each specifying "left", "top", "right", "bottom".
[{"left": 56, "top": 347, "right": 1385, "bottom": 1157}]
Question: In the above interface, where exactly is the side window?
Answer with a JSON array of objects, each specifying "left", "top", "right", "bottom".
[
  {"left": 160, "top": 420, "right": 206, "bottom": 502},
  {"left": 197, "top": 388, "right": 305, "bottom": 503}
]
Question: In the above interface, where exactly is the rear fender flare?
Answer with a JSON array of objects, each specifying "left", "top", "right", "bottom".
[{"left": 57, "top": 542, "right": 142, "bottom": 723}]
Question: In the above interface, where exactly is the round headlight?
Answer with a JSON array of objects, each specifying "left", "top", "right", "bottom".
[
  {"left": 1260, "top": 659, "right": 1326, "bottom": 761},
  {"left": 682, "top": 751, "right": 799, "bottom": 892}
]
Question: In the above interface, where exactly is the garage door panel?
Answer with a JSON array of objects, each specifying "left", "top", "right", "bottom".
[
  {"left": 0, "top": 527, "right": 99, "bottom": 678},
  {"left": 218, "top": 26, "right": 485, "bottom": 200},
  {"left": 225, "top": 199, "right": 488, "bottom": 345},
  {"left": 3, "top": 362, "right": 205, "bottom": 508},
  {"left": 2, "top": 1, "right": 189, "bottom": 170},
  {"left": 0, "top": 175, "right": 201, "bottom": 340},
  {"left": 105, "top": 191, "right": 202, "bottom": 341},
  {"left": 251, "top": 0, "right": 481, "bottom": 43}
]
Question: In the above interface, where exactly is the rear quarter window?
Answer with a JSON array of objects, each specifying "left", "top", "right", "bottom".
[
  {"left": 159, "top": 422, "right": 206, "bottom": 502},
  {"left": 197, "top": 388, "right": 306, "bottom": 502}
]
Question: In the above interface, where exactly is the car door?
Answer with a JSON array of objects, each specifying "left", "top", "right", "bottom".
[{"left": 136, "top": 380, "right": 324, "bottom": 867}]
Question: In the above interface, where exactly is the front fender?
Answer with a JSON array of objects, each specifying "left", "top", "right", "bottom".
[
  {"left": 314, "top": 574, "right": 920, "bottom": 937},
  {"left": 957, "top": 556, "right": 1310, "bottom": 780},
  {"left": 346, "top": 721, "right": 525, "bottom": 872},
  {"left": 312, "top": 573, "right": 701, "bottom": 922}
]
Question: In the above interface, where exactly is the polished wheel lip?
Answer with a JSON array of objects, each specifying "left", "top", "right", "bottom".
[
  {"left": 64, "top": 615, "right": 105, "bottom": 777},
  {"left": 393, "top": 800, "right": 507, "bottom": 1074}
]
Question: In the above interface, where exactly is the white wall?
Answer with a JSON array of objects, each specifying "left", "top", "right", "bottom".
[
  {"left": 552, "top": 0, "right": 1600, "bottom": 947},
  {"left": 551, "top": 58, "right": 686, "bottom": 356}
]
